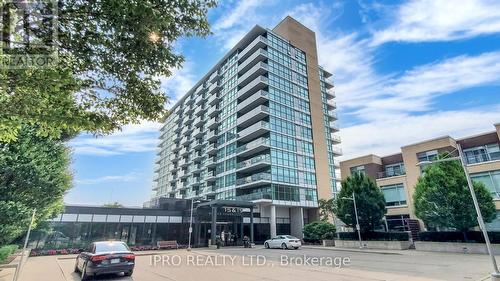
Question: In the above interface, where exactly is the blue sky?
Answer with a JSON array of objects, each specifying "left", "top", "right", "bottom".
[{"left": 65, "top": 0, "right": 500, "bottom": 206}]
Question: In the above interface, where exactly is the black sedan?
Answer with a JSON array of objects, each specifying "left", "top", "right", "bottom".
[{"left": 74, "top": 241, "right": 135, "bottom": 280}]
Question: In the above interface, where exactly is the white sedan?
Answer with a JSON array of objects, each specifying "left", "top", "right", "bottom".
[{"left": 264, "top": 235, "right": 301, "bottom": 249}]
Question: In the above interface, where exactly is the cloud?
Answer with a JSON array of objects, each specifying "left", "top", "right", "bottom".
[
  {"left": 211, "top": 0, "right": 278, "bottom": 50},
  {"left": 370, "top": 0, "right": 500, "bottom": 45},
  {"left": 340, "top": 106, "right": 500, "bottom": 159},
  {"left": 75, "top": 172, "right": 143, "bottom": 185},
  {"left": 70, "top": 121, "right": 161, "bottom": 156},
  {"left": 158, "top": 61, "right": 197, "bottom": 105}
]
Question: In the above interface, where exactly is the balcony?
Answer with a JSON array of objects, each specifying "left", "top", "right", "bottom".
[
  {"left": 192, "top": 139, "right": 204, "bottom": 150},
  {"left": 238, "top": 62, "right": 268, "bottom": 88},
  {"left": 185, "top": 94, "right": 194, "bottom": 105},
  {"left": 207, "top": 117, "right": 219, "bottom": 129},
  {"left": 327, "top": 110, "right": 338, "bottom": 120},
  {"left": 185, "top": 106, "right": 195, "bottom": 115},
  {"left": 201, "top": 184, "right": 216, "bottom": 195},
  {"left": 195, "top": 94, "right": 204, "bottom": 106},
  {"left": 181, "top": 126, "right": 191, "bottom": 136},
  {"left": 236, "top": 154, "right": 271, "bottom": 173},
  {"left": 206, "top": 143, "right": 218, "bottom": 155},
  {"left": 238, "top": 48, "right": 267, "bottom": 75},
  {"left": 236, "top": 172, "right": 271, "bottom": 188},
  {"left": 207, "top": 93, "right": 221, "bottom": 106},
  {"left": 326, "top": 89, "right": 335, "bottom": 99},
  {"left": 194, "top": 105, "right": 204, "bottom": 116},
  {"left": 237, "top": 105, "right": 269, "bottom": 127},
  {"left": 332, "top": 146, "right": 343, "bottom": 156},
  {"left": 195, "top": 84, "right": 204, "bottom": 95},
  {"left": 172, "top": 144, "right": 181, "bottom": 152},
  {"left": 193, "top": 116, "right": 204, "bottom": 127},
  {"left": 331, "top": 134, "right": 341, "bottom": 144},
  {"left": 235, "top": 192, "right": 272, "bottom": 202},
  {"left": 191, "top": 163, "right": 203, "bottom": 173},
  {"left": 237, "top": 76, "right": 268, "bottom": 100},
  {"left": 207, "top": 130, "right": 218, "bottom": 141},
  {"left": 192, "top": 150, "right": 203, "bottom": 161},
  {"left": 181, "top": 136, "right": 192, "bottom": 146},
  {"left": 327, "top": 99, "right": 337, "bottom": 108},
  {"left": 238, "top": 35, "right": 267, "bottom": 62},
  {"left": 329, "top": 122, "right": 340, "bottom": 132},
  {"left": 236, "top": 137, "right": 270, "bottom": 157},
  {"left": 208, "top": 83, "right": 221, "bottom": 95},
  {"left": 324, "top": 79, "right": 334, "bottom": 89},
  {"left": 193, "top": 127, "right": 204, "bottom": 137},
  {"left": 238, "top": 121, "right": 270, "bottom": 142},
  {"left": 237, "top": 90, "right": 269, "bottom": 114},
  {"left": 205, "top": 170, "right": 216, "bottom": 182},
  {"left": 179, "top": 147, "right": 189, "bottom": 156},
  {"left": 179, "top": 158, "right": 190, "bottom": 167},
  {"left": 377, "top": 170, "right": 406, "bottom": 179},
  {"left": 178, "top": 169, "right": 189, "bottom": 179},
  {"left": 205, "top": 157, "right": 217, "bottom": 168},
  {"left": 169, "top": 153, "right": 178, "bottom": 162},
  {"left": 209, "top": 71, "right": 220, "bottom": 83},
  {"left": 173, "top": 124, "right": 181, "bottom": 133},
  {"left": 207, "top": 105, "right": 220, "bottom": 118}
]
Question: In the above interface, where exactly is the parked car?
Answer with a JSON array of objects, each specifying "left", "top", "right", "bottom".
[
  {"left": 264, "top": 235, "right": 301, "bottom": 249},
  {"left": 74, "top": 241, "right": 135, "bottom": 280}
]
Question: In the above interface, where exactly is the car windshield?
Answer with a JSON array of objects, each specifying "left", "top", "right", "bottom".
[
  {"left": 284, "top": 235, "right": 298, "bottom": 239},
  {"left": 94, "top": 242, "right": 129, "bottom": 253}
]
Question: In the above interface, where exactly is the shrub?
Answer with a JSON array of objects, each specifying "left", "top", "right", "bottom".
[
  {"left": 0, "top": 245, "right": 19, "bottom": 262},
  {"left": 419, "top": 231, "right": 500, "bottom": 243},
  {"left": 337, "top": 231, "right": 409, "bottom": 241},
  {"left": 303, "top": 221, "right": 336, "bottom": 243}
]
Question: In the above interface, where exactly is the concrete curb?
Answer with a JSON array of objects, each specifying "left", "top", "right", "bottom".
[{"left": 301, "top": 246, "right": 403, "bottom": 255}]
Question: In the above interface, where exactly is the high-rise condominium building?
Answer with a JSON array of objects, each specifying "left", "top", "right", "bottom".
[{"left": 151, "top": 17, "right": 341, "bottom": 238}]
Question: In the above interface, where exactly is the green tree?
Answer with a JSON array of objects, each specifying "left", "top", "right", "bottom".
[
  {"left": 0, "top": 127, "right": 72, "bottom": 245},
  {"left": 303, "top": 221, "right": 336, "bottom": 242},
  {"left": 334, "top": 172, "right": 386, "bottom": 233},
  {"left": 1, "top": 0, "right": 216, "bottom": 141},
  {"left": 318, "top": 198, "right": 335, "bottom": 221},
  {"left": 413, "top": 158, "right": 496, "bottom": 239}
]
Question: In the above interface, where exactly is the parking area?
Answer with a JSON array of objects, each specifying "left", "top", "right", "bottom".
[{"left": 13, "top": 247, "right": 496, "bottom": 281}]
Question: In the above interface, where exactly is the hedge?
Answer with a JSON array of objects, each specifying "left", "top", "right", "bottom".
[
  {"left": 419, "top": 231, "right": 500, "bottom": 243},
  {"left": 0, "top": 245, "right": 19, "bottom": 262},
  {"left": 337, "top": 231, "right": 409, "bottom": 241}
]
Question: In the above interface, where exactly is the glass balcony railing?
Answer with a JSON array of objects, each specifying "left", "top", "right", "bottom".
[
  {"left": 236, "top": 137, "right": 270, "bottom": 153},
  {"left": 377, "top": 170, "right": 406, "bottom": 179},
  {"left": 236, "top": 172, "right": 271, "bottom": 186},
  {"left": 237, "top": 154, "right": 270, "bottom": 169},
  {"left": 235, "top": 192, "right": 272, "bottom": 201}
]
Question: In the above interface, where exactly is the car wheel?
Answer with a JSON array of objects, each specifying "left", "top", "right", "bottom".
[
  {"left": 281, "top": 243, "right": 287, "bottom": 250},
  {"left": 294, "top": 247, "right": 299, "bottom": 250},
  {"left": 81, "top": 263, "right": 89, "bottom": 280},
  {"left": 124, "top": 270, "right": 133, "bottom": 276},
  {"left": 264, "top": 242, "right": 270, "bottom": 249}
]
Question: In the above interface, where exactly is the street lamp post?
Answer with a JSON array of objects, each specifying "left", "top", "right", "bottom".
[
  {"left": 187, "top": 198, "right": 196, "bottom": 251},
  {"left": 417, "top": 145, "right": 500, "bottom": 279},
  {"left": 341, "top": 192, "right": 363, "bottom": 248}
]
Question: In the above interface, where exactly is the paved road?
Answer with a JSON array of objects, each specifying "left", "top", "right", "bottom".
[{"left": 14, "top": 247, "right": 495, "bottom": 281}]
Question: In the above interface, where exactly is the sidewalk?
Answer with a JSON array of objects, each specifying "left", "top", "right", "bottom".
[{"left": 0, "top": 250, "right": 28, "bottom": 281}]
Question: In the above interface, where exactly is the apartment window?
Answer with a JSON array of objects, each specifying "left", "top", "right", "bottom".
[
  {"left": 382, "top": 163, "right": 406, "bottom": 178},
  {"left": 272, "top": 184, "right": 299, "bottom": 201},
  {"left": 471, "top": 170, "right": 500, "bottom": 198},
  {"left": 225, "top": 173, "right": 236, "bottom": 187},
  {"left": 417, "top": 150, "right": 438, "bottom": 163},
  {"left": 417, "top": 150, "right": 439, "bottom": 173},
  {"left": 270, "top": 117, "right": 295, "bottom": 136},
  {"left": 464, "top": 143, "right": 500, "bottom": 164},
  {"left": 350, "top": 165, "right": 365, "bottom": 175},
  {"left": 271, "top": 166, "right": 298, "bottom": 184},
  {"left": 380, "top": 184, "right": 407, "bottom": 206},
  {"left": 271, "top": 149, "right": 297, "bottom": 167},
  {"left": 270, "top": 132, "right": 296, "bottom": 151},
  {"left": 304, "top": 188, "right": 317, "bottom": 201}
]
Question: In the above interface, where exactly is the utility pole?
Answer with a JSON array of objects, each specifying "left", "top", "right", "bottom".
[{"left": 13, "top": 209, "right": 36, "bottom": 281}]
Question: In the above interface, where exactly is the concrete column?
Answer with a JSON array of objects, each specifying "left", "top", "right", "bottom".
[
  {"left": 270, "top": 205, "right": 277, "bottom": 238},
  {"left": 290, "top": 207, "right": 304, "bottom": 238},
  {"left": 250, "top": 206, "right": 254, "bottom": 243},
  {"left": 211, "top": 206, "right": 217, "bottom": 245}
]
